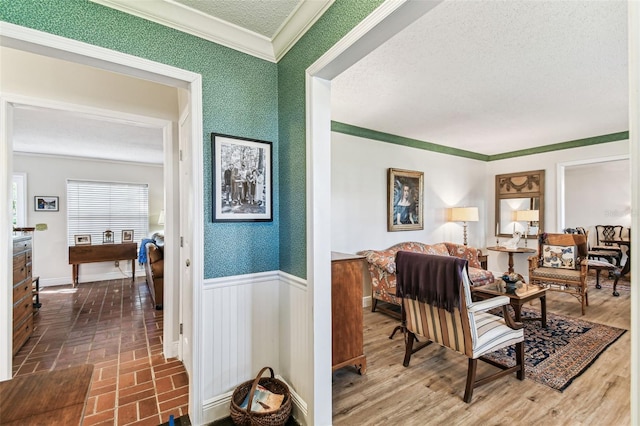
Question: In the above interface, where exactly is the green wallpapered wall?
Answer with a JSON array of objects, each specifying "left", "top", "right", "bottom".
[
  {"left": 1, "top": 0, "right": 279, "bottom": 278},
  {"left": 276, "top": 0, "right": 385, "bottom": 278},
  {"left": 1, "top": 0, "right": 385, "bottom": 279}
]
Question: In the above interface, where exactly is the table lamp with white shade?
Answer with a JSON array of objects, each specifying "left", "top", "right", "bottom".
[
  {"left": 450, "top": 207, "right": 479, "bottom": 246},
  {"left": 515, "top": 209, "right": 539, "bottom": 247}
]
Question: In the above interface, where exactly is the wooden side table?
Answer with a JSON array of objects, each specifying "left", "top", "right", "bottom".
[
  {"left": 473, "top": 280, "right": 547, "bottom": 327},
  {"left": 486, "top": 246, "right": 536, "bottom": 275},
  {"left": 331, "top": 252, "right": 367, "bottom": 374}
]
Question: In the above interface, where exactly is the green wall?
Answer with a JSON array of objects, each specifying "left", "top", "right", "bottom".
[
  {"left": 1, "top": 0, "right": 279, "bottom": 278},
  {"left": 277, "top": 0, "right": 385, "bottom": 278}
]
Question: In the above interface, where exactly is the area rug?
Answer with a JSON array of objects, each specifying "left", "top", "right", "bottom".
[
  {"left": 586, "top": 271, "right": 631, "bottom": 293},
  {"left": 483, "top": 307, "right": 626, "bottom": 392}
]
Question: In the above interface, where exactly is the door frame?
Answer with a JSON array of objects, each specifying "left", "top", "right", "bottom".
[{"left": 0, "top": 22, "right": 205, "bottom": 424}]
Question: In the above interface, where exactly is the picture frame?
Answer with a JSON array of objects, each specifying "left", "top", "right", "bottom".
[
  {"left": 388, "top": 168, "right": 424, "bottom": 232},
  {"left": 211, "top": 133, "right": 272, "bottom": 222},
  {"left": 74, "top": 234, "right": 91, "bottom": 245},
  {"left": 122, "top": 230, "right": 134, "bottom": 243},
  {"left": 103, "top": 230, "right": 114, "bottom": 244},
  {"left": 34, "top": 196, "right": 59, "bottom": 212}
]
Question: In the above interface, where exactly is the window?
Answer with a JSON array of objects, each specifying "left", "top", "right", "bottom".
[
  {"left": 12, "top": 173, "right": 27, "bottom": 228},
  {"left": 67, "top": 179, "right": 149, "bottom": 246}
]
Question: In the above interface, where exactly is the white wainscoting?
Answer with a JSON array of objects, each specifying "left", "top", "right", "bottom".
[{"left": 201, "top": 271, "right": 310, "bottom": 424}]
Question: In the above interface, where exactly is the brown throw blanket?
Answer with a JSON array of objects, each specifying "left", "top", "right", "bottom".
[{"left": 395, "top": 251, "right": 468, "bottom": 312}]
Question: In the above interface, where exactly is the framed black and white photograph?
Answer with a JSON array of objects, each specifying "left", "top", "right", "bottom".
[
  {"left": 74, "top": 234, "right": 91, "bottom": 245},
  {"left": 388, "top": 168, "right": 424, "bottom": 232},
  {"left": 211, "top": 133, "right": 272, "bottom": 222},
  {"left": 34, "top": 196, "right": 59, "bottom": 212},
  {"left": 122, "top": 230, "right": 134, "bottom": 242}
]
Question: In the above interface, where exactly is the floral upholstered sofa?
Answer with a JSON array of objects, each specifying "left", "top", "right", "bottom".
[{"left": 357, "top": 242, "right": 494, "bottom": 317}]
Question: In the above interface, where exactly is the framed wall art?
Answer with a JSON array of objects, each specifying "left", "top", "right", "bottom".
[
  {"left": 387, "top": 168, "right": 424, "bottom": 232},
  {"left": 74, "top": 234, "right": 91, "bottom": 245},
  {"left": 34, "top": 196, "right": 59, "bottom": 212},
  {"left": 122, "top": 230, "right": 134, "bottom": 242},
  {"left": 211, "top": 133, "right": 272, "bottom": 222}
]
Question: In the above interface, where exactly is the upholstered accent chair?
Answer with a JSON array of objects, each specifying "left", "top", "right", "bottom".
[
  {"left": 528, "top": 233, "right": 589, "bottom": 315},
  {"left": 396, "top": 251, "right": 524, "bottom": 403}
]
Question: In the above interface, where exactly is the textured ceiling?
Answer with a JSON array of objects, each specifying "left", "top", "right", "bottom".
[
  {"left": 331, "top": 0, "right": 629, "bottom": 156},
  {"left": 12, "top": 105, "right": 164, "bottom": 164},
  {"left": 174, "top": 0, "right": 301, "bottom": 38}
]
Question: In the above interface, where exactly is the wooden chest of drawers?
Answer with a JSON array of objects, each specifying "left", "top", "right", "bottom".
[
  {"left": 12, "top": 235, "right": 33, "bottom": 356},
  {"left": 331, "top": 252, "right": 367, "bottom": 374}
]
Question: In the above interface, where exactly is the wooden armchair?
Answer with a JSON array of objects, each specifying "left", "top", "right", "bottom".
[
  {"left": 396, "top": 251, "right": 524, "bottom": 403},
  {"left": 528, "top": 233, "right": 589, "bottom": 315}
]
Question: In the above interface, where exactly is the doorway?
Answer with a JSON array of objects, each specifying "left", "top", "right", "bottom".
[{"left": 0, "top": 22, "right": 205, "bottom": 425}]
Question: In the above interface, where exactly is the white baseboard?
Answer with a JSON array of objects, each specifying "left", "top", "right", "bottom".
[
  {"left": 363, "top": 295, "right": 372, "bottom": 308},
  {"left": 38, "top": 270, "right": 146, "bottom": 287}
]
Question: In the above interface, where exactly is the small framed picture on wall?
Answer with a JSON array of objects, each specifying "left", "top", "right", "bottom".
[{"left": 34, "top": 196, "right": 59, "bottom": 212}]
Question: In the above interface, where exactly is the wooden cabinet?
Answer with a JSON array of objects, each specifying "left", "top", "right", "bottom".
[
  {"left": 12, "top": 235, "right": 33, "bottom": 356},
  {"left": 331, "top": 252, "right": 367, "bottom": 374}
]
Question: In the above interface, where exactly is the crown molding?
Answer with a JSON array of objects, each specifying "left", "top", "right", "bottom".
[{"left": 90, "top": 0, "right": 333, "bottom": 63}]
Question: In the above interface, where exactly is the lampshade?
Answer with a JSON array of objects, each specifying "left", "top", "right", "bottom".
[
  {"left": 450, "top": 207, "right": 479, "bottom": 222},
  {"left": 516, "top": 210, "right": 539, "bottom": 222},
  {"left": 158, "top": 209, "right": 165, "bottom": 226}
]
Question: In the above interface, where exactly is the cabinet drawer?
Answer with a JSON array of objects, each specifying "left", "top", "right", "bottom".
[
  {"left": 13, "top": 259, "right": 28, "bottom": 285},
  {"left": 13, "top": 238, "right": 32, "bottom": 253},
  {"left": 13, "top": 315, "right": 33, "bottom": 356},
  {"left": 13, "top": 295, "right": 33, "bottom": 324},
  {"left": 13, "top": 278, "right": 32, "bottom": 304}
]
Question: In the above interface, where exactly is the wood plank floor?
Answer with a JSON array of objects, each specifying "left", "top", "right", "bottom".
[{"left": 332, "top": 273, "right": 631, "bottom": 425}]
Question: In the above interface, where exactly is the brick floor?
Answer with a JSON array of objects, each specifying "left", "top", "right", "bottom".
[{"left": 12, "top": 278, "right": 189, "bottom": 425}]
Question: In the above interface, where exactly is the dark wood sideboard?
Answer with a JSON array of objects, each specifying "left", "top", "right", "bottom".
[
  {"left": 331, "top": 252, "right": 367, "bottom": 374},
  {"left": 12, "top": 235, "right": 33, "bottom": 356},
  {"left": 69, "top": 243, "right": 137, "bottom": 286}
]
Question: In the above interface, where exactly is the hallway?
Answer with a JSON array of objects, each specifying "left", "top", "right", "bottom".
[{"left": 12, "top": 277, "right": 189, "bottom": 425}]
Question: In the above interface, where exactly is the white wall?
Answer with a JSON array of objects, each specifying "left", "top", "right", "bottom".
[
  {"left": 14, "top": 154, "right": 164, "bottom": 286},
  {"left": 486, "top": 140, "right": 630, "bottom": 278},
  {"left": 331, "top": 133, "right": 488, "bottom": 252},
  {"left": 565, "top": 159, "right": 631, "bottom": 230},
  {"left": 332, "top": 134, "right": 630, "bottom": 285}
]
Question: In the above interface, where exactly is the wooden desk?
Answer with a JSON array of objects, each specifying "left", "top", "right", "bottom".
[
  {"left": 0, "top": 365, "right": 93, "bottom": 425},
  {"left": 69, "top": 243, "right": 137, "bottom": 286},
  {"left": 486, "top": 246, "right": 536, "bottom": 275}
]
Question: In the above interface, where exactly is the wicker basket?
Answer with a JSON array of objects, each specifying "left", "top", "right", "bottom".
[{"left": 230, "top": 367, "right": 292, "bottom": 426}]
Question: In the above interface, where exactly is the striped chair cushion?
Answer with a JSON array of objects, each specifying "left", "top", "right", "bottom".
[{"left": 471, "top": 311, "right": 524, "bottom": 358}]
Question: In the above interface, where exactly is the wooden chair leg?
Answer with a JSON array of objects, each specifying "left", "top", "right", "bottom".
[
  {"left": 515, "top": 341, "right": 525, "bottom": 380},
  {"left": 595, "top": 269, "right": 602, "bottom": 289},
  {"left": 403, "top": 332, "right": 415, "bottom": 367},
  {"left": 371, "top": 298, "right": 378, "bottom": 312},
  {"left": 463, "top": 358, "right": 478, "bottom": 403},
  {"left": 612, "top": 269, "right": 621, "bottom": 297}
]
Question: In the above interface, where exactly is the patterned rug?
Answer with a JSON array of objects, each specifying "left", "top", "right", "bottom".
[
  {"left": 586, "top": 270, "right": 631, "bottom": 293},
  {"left": 483, "top": 307, "right": 626, "bottom": 392}
]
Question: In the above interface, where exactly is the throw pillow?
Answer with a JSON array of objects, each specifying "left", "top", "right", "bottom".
[{"left": 542, "top": 244, "right": 577, "bottom": 269}]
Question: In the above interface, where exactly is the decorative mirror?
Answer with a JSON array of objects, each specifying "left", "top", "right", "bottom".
[{"left": 495, "top": 170, "right": 545, "bottom": 240}]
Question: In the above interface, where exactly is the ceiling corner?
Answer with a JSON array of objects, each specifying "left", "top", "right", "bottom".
[{"left": 272, "top": 0, "right": 335, "bottom": 62}]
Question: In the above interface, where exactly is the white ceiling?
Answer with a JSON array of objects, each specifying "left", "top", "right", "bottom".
[{"left": 11, "top": 0, "right": 629, "bottom": 162}]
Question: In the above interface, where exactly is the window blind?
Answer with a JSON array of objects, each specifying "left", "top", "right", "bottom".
[{"left": 67, "top": 180, "right": 149, "bottom": 246}]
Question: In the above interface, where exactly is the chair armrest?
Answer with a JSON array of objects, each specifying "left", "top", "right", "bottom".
[{"left": 468, "top": 295, "right": 510, "bottom": 313}]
